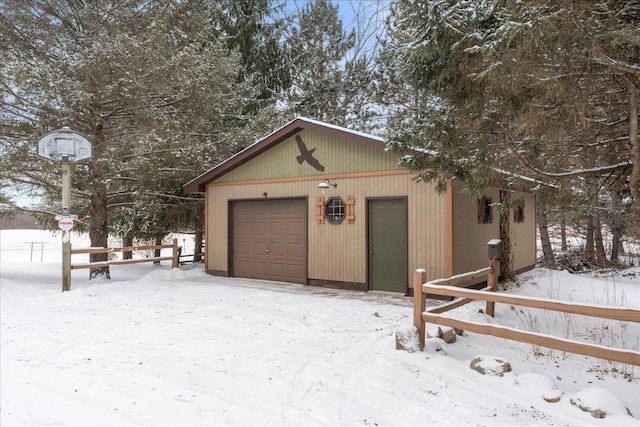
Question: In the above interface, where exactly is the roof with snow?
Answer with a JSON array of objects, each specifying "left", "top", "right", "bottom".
[{"left": 183, "top": 117, "right": 386, "bottom": 193}]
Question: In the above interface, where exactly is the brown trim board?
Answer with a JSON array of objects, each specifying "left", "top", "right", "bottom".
[
  {"left": 308, "top": 279, "right": 367, "bottom": 292},
  {"left": 206, "top": 270, "right": 229, "bottom": 277},
  {"left": 206, "top": 169, "right": 412, "bottom": 188},
  {"left": 204, "top": 192, "right": 209, "bottom": 272},
  {"left": 446, "top": 178, "right": 454, "bottom": 277}
]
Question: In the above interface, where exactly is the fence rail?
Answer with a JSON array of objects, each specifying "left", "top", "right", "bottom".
[
  {"left": 70, "top": 239, "right": 179, "bottom": 270},
  {"left": 413, "top": 260, "right": 640, "bottom": 366}
]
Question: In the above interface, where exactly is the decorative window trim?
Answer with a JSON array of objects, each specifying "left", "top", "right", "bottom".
[
  {"left": 316, "top": 197, "right": 325, "bottom": 224},
  {"left": 478, "top": 196, "right": 493, "bottom": 224},
  {"left": 514, "top": 201, "right": 525, "bottom": 223},
  {"left": 346, "top": 196, "right": 355, "bottom": 224},
  {"left": 325, "top": 197, "right": 346, "bottom": 224}
]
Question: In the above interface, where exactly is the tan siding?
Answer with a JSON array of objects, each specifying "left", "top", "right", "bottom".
[
  {"left": 206, "top": 172, "right": 448, "bottom": 286},
  {"left": 206, "top": 188, "right": 228, "bottom": 272},
  {"left": 510, "top": 191, "right": 537, "bottom": 271},
  {"left": 452, "top": 186, "right": 501, "bottom": 275},
  {"left": 201, "top": 125, "right": 537, "bottom": 290},
  {"left": 218, "top": 130, "right": 399, "bottom": 182},
  {"left": 452, "top": 185, "right": 537, "bottom": 278}
]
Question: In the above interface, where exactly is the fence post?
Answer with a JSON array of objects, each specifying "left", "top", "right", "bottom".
[
  {"left": 172, "top": 238, "right": 179, "bottom": 268},
  {"left": 62, "top": 240, "right": 72, "bottom": 292},
  {"left": 486, "top": 258, "right": 500, "bottom": 317},
  {"left": 413, "top": 269, "right": 427, "bottom": 350}
]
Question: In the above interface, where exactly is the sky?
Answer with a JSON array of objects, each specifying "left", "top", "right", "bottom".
[{"left": 283, "top": 0, "right": 390, "bottom": 37}]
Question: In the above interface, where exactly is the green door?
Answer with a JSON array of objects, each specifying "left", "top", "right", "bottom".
[{"left": 368, "top": 198, "right": 408, "bottom": 293}]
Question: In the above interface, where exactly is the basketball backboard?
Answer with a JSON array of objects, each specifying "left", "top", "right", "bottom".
[{"left": 37, "top": 127, "right": 92, "bottom": 162}]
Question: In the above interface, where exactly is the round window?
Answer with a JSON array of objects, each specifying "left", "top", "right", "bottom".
[{"left": 325, "top": 197, "right": 346, "bottom": 224}]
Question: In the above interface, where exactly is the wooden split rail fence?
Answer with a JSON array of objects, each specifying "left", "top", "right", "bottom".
[
  {"left": 413, "top": 258, "right": 640, "bottom": 366},
  {"left": 70, "top": 239, "right": 180, "bottom": 270}
]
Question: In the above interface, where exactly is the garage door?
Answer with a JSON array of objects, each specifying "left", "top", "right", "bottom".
[{"left": 231, "top": 199, "right": 307, "bottom": 284}]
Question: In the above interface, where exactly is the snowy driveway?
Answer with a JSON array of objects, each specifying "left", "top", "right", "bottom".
[{"left": 1, "top": 239, "right": 638, "bottom": 426}]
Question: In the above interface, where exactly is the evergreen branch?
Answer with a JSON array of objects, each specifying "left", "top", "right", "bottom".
[
  {"left": 116, "top": 149, "right": 179, "bottom": 160},
  {"left": 592, "top": 57, "right": 640, "bottom": 77},
  {"left": 106, "top": 202, "right": 138, "bottom": 209},
  {"left": 0, "top": 12, "right": 38, "bottom": 51},
  {"left": 585, "top": 117, "right": 632, "bottom": 127},
  {"left": 151, "top": 94, "right": 192, "bottom": 109},
  {"left": 147, "top": 192, "right": 203, "bottom": 202},
  {"left": 1, "top": 175, "right": 58, "bottom": 194},
  {"left": 71, "top": 189, "right": 93, "bottom": 199},
  {"left": 1, "top": 200, "right": 58, "bottom": 217},
  {"left": 106, "top": 191, "right": 138, "bottom": 199},
  {"left": 109, "top": 177, "right": 139, "bottom": 182},
  {"left": 507, "top": 142, "right": 632, "bottom": 179}
]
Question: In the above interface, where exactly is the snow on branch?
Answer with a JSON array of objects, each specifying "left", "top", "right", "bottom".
[
  {"left": 592, "top": 56, "right": 640, "bottom": 77},
  {"left": 0, "top": 201, "right": 58, "bottom": 217},
  {"left": 510, "top": 141, "right": 632, "bottom": 180},
  {"left": 146, "top": 192, "right": 203, "bottom": 202}
]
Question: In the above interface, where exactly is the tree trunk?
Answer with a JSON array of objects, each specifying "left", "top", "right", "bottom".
[
  {"left": 499, "top": 190, "right": 513, "bottom": 279},
  {"left": 194, "top": 228, "right": 203, "bottom": 263},
  {"left": 593, "top": 214, "right": 606, "bottom": 267},
  {"left": 153, "top": 235, "right": 163, "bottom": 264},
  {"left": 536, "top": 197, "right": 555, "bottom": 268},
  {"left": 88, "top": 176, "right": 110, "bottom": 279},
  {"left": 610, "top": 188, "right": 623, "bottom": 262},
  {"left": 584, "top": 218, "right": 594, "bottom": 263},
  {"left": 193, "top": 204, "right": 205, "bottom": 263},
  {"left": 626, "top": 78, "right": 639, "bottom": 204},
  {"left": 560, "top": 215, "right": 567, "bottom": 251},
  {"left": 122, "top": 234, "right": 134, "bottom": 260},
  {"left": 588, "top": 179, "right": 606, "bottom": 266}
]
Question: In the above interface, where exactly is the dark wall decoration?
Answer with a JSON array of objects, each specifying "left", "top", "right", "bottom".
[{"left": 295, "top": 135, "right": 325, "bottom": 172}]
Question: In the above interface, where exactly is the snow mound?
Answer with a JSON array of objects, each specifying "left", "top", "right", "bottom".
[
  {"left": 137, "top": 268, "right": 188, "bottom": 283},
  {"left": 570, "top": 386, "right": 634, "bottom": 418},
  {"left": 514, "top": 372, "right": 562, "bottom": 402},
  {"left": 513, "top": 372, "right": 557, "bottom": 391},
  {"left": 423, "top": 337, "right": 445, "bottom": 354}
]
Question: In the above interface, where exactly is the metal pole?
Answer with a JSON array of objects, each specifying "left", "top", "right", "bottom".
[{"left": 61, "top": 162, "right": 71, "bottom": 292}]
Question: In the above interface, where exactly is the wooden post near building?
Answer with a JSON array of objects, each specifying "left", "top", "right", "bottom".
[
  {"left": 485, "top": 257, "right": 500, "bottom": 317},
  {"left": 172, "top": 238, "right": 179, "bottom": 268},
  {"left": 413, "top": 268, "right": 427, "bottom": 350},
  {"left": 485, "top": 239, "right": 502, "bottom": 317}
]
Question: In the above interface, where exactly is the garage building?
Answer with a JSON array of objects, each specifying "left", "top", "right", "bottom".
[{"left": 183, "top": 117, "right": 536, "bottom": 293}]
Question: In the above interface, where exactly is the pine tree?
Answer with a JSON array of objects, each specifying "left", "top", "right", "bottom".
[
  {"left": 207, "top": 0, "right": 291, "bottom": 111},
  {"left": 384, "top": 0, "right": 638, "bottom": 187},
  {"left": 382, "top": 0, "right": 640, "bottom": 253},
  {"left": 0, "top": 0, "right": 271, "bottom": 278},
  {"left": 283, "top": 0, "right": 378, "bottom": 130}
]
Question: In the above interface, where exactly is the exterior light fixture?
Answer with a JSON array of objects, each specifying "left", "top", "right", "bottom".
[{"left": 318, "top": 179, "right": 337, "bottom": 189}]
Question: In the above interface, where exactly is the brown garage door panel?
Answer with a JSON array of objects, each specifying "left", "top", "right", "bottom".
[
  {"left": 269, "top": 222, "right": 286, "bottom": 235},
  {"left": 231, "top": 199, "right": 308, "bottom": 284}
]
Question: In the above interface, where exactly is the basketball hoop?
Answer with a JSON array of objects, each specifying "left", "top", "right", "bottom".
[{"left": 37, "top": 127, "right": 92, "bottom": 163}]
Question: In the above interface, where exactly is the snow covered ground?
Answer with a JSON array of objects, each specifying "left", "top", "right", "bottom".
[{"left": 1, "top": 229, "right": 639, "bottom": 426}]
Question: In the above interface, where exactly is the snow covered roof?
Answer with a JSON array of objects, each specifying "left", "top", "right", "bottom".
[{"left": 183, "top": 117, "right": 386, "bottom": 193}]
